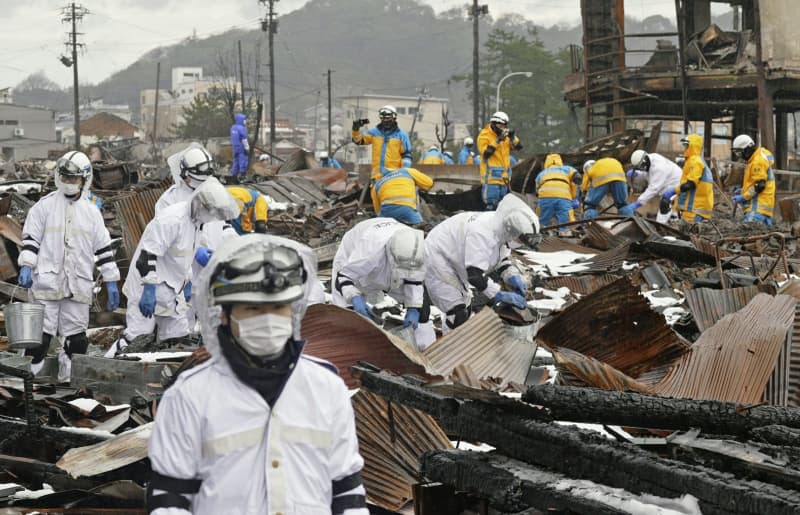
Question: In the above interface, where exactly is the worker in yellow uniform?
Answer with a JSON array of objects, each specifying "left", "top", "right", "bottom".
[
  {"left": 372, "top": 167, "right": 433, "bottom": 225},
  {"left": 351, "top": 105, "right": 412, "bottom": 177},
  {"left": 419, "top": 145, "right": 445, "bottom": 165},
  {"left": 731, "top": 134, "right": 775, "bottom": 226},
  {"left": 535, "top": 154, "right": 581, "bottom": 232},
  {"left": 226, "top": 185, "right": 268, "bottom": 234},
  {"left": 477, "top": 111, "right": 522, "bottom": 210},
  {"left": 581, "top": 157, "right": 632, "bottom": 219},
  {"left": 660, "top": 134, "right": 714, "bottom": 222}
]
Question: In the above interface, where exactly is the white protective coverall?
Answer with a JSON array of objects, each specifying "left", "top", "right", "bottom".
[
  {"left": 122, "top": 178, "right": 240, "bottom": 342},
  {"left": 19, "top": 190, "right": 120, "bottom": 372},
  {"left": 147, "top": 236, "right": 368, "bottom": 515},
  {"left": 424, "top": 193, "right": 536, "bottom": 316},
  {"left": 635, "top": 152, "right": 683, "bottom": 222}
]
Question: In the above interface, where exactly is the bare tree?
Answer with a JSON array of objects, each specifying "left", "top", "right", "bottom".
[{"left": 434, "top": 105, "right": 452, "bottom": 150}]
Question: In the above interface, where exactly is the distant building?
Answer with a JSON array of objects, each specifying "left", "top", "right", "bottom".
[
  {"left": 0, "top": 88, "right": 12, "bottom": 105},
  {"left": 0, "top": 104, "right": 63, "bottom": 160},
  {"left": 79, "top": 112, "right": 143, "bottom": 145}
]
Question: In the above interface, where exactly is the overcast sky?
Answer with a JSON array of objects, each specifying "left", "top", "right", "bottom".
[{"left": 1, "top": 0, "right": 722, "bottom": 89}]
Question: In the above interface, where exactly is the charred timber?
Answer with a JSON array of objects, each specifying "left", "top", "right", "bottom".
[
  {"left": 353, "top": 366, "right": 800, "bottom": 515},
  {"left": 523, "top": 384, "right": 800, "bottom": 437},
  {"left": 751, "top": 425, "right": 800, "bottom": 447},
  {"left": 421, "top": 449, "right": 626, "bottom": 515}
]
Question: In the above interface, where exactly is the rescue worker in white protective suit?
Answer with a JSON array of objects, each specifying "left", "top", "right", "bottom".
[
  {"left": 147, "top": 234, "right": 368, "bottom": 515},
  {"left": 117, "top": 177, "right": 240, "bottom": 351},
  {"left": 425, "top": 193, "right": 539, "bottom": 330},
  {"left": 18, "top": 151, "right": 120, "bottom": 379},
  {"left": 152, "top": 144, "right": 237, "bottom": 331},
  {"left": 331, "top": 218, "right": 434, "bottom": 347},
  {"left": 625, "top": 149, "right": 683, "bottom": 223}
]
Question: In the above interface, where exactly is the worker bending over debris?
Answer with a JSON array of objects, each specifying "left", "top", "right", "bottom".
[
  {"left": 477, "top": 111, "right": 523, "bottom": 210},
  {"left": 115, "top": 178, "right": 239, "bottom": 353},
  {"left": 419, "top": 145, "right": 445, "bottom": 165},
  {"left": 626, "top": 149, "right": 683, "bottom": 223},
  {"left": 535, "top": 153, "right": 581, "bottom": 233},
  {"left": 147, "top": 234, "right": 368, "bottom": 515},
  {"left": 731, "top": 134, "right": 775, "bottom": 225},
  {"left": 581, "top": 157, "right": 632, "bottom": 219},
  {"left": 424, "top": 193, "right": 538, "bottom": 330},
  {"left": 319, "top": 151, "right": 342, "bottom": 169},
  {"left": 226, "top": 185, "right": 268, "bottom": 235},
  {"left": 332, "top": 218, "right": 433, "bottom": 345},
  {"left": 660, "top": 134, "right": 714, "bottom": 222},
  {"left": 371, "top": 165, "right": 433, "bottom": 225},
  {"left": 18, "top": 151, "right": 120, "bottom": 380}
]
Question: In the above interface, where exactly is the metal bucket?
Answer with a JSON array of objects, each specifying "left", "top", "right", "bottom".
[{"left": 4, "top": 287, "right": 44, "bottom": 349}]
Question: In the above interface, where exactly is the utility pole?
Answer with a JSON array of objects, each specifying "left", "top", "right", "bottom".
[
  {"left": 61, "top": 2, "right": 89, "bottom": 148},
  {"left": 327, "top": 69, "right": 332, "bottom": 156},
  {"left": 152, "top": 62, "right": 160, "bottom": 146},
  {"left": 259, "top": 0, "right": 278, "bottom": 156},
  {"left": 409, "top": 87, "right": 428, "bottom": 141},
  {"left": 237, "top": 40, "right": 246, "bottom": 110},
  {"left": 469, "top": 1, "right": 488, "bottom": 135}
]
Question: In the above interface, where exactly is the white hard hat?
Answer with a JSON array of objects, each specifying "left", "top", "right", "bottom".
[
  {"left": 190, "top": 177, "right": 240, "bottom": 225},
  {"left": 379, "top": 105, "right": 397, "bottom": 117},
  {"left": 732, "top": 134, "right": 755, "bottom": 150},
  {"left": 583, "top": 160, "right": 596, "bottom": 173},
  {"left": 55, "top": 150, "right": 93, "bottom": 195},
  {"left": 630, "top": 149, "right": 649, "bottom": 170},
  {"left": 464, "top": 137, "right": 474, "bottom": 146},
  {"left": 428, "top": 145, "right": 438, "bottom": 151},
  {"left": 180, "top": 146, "right": 216, "bottom": 181},
  {"left": 490, "top": 111, "right": 509, "bottom": 124},
  {"left": 387, "top": 226, "right": 425, "bottom": 274},
  {"left": 318, "top": 151, "right": 329, "bottom": 159},
  {"left": 209, "top": 236, "right": 307, "bottom": 306}
]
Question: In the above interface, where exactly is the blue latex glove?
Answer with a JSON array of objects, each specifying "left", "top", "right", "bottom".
[
  {"left": 351, "top": 295, "right": 370, "bottom": 319},
  {"left": 139, "top": 284, "right": 156, "bottom": 318},
  {"left": 494, "top": 291, "right": 528, "bottom": 310},
  {"left": 403, "top": 308, "right": 420, "bottom": 329},
  {"left": 733, "top": 194, "right": 746, "bottom": 204},
  {"left": 18, "top": 266, "right": 32, "bottom": 288},
  {"left": 626, "top": 168, "right": 637, "bottom": 180},
  {"left": 507, "top": 275, "right": 527, "bottom": 296},
  {"left": 105, "top": 281, "right": 120, "bottom": 311},
  {"left": 626, "top": 201, "right": 642, "bottom": 212},
  {"left": 184, "top": 281, "right": 192, "bottom": 302},
  {"left": 732, "top": 187, "right": 742, "bottom": 195},
  {"left": 195, "top": 247, "right": 213, "bottom": 267},
  {"left": 572, "top": 198, "right": 580, "bottom": 209},
  {"left": 662, "top": 187, "right": 676, "bottom": 200}
]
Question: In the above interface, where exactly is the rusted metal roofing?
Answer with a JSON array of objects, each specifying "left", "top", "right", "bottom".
[
  {"left": 302, "top": 304, "right": 427, "bottom": 388},
  {"left": 113, "top": 187, "right": 167, "bottom": 257},
  {"left": 56, "top": 422, "right": 151, "bottom": 478},
  {"left": 252, "top": 176, "right": 329, "bottom": 208},
  {"left": 422, "top": 307, "right": 535, "bottom": 386},
  {"left": 536, "top": 236, "right": 597, "bottom": 255},
  {"left": 576, "top": 243, "right": 630, "bottom": 275},
  {"left": 581, "top": 221, "right": 628, "bottom": 250},
  {"left": 654, "top": 294, "right": 797, "bottom": 405},
  {"left": 552, "top": 347, "right": 652, "bottom": 393},
  {"left": 353, "top": 390, "right": 452, "bottom": 512},
  {"left": 788, "top": 305, "right": 800, "bottom": 408},
  {"left": 544, "top": 274, "right": 620, "bottom": 296},
  {"left": 685, "top": 286, "right": 761, "bottom": 332},
  {"left": 537, "top": 277, "right": 690, "bottom": 379}
]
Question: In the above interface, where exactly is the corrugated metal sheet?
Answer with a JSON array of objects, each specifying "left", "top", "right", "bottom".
[
  {"left": 56, "top": 422, "right": 150, "bottom": 478},
  {"left": 544, "top": 274, "right": 620, "bottom": 296},
  {"left": 789, "top": 305, "right": 800, "bottom": 407},
  {"left": 252, "top": 176, "right": 328, "bottom": 207},
  {"left": 302, "top": 304, "right": 428, "bottom": 388},
  {"left": 576, "top": 243, "right": 630, "bottom": 274},
  {"left": 353, "top": 390, "right": 452, "bottom": 512},
  {"left": 537, "top": 277, "right": 690, "bottom": 379},
  {"left": 113, "top": 188, "right": 167, "bottom": 257},
  {"left": 581, "top": 221, "right": 628, "bottom": 250},
  {"left": 552, "top": 347, "right": 652, "bottom": 392},
  {"left": 654, "top": 294, "right": 797, "bottom": 404},
  {"left": 685, "top": 286, "right": 761, "bottom": 332},
  {"left": 422, "top": 307, "right": 536, "bottom": 385}
]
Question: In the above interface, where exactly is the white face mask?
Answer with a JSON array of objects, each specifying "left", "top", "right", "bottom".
[
  {"left": 507, "top": 238, "right": 523, "bottom": 249},
  {"left": 60, "top": 183, "right": 81, "bottom": 196},
  {"left": 231, "top": 313, "right": 293, "bottom": 357}
]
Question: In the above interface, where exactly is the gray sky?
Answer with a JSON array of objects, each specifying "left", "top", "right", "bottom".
[{"left": 1, "top": 0, "right": 711, "bottom": 89}]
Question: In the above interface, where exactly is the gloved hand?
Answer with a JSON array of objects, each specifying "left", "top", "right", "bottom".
[
  {"left": 351, "top": 295, "right": 370, "bottom": 319},
  {"left": 732, "top": 187, "right": 742, "bottom": 195},
  {"left": 733, "top": 194, "right": 746, "bottom": 204},
  {"left": 403, "top": 308, "right": 420, "bottom": 329},
  {"left": 626, "top": 200, "right": 642, "bottom": 212},
  {"left": 105, "top": 281, "right": 120, "bottom": 311},
  {"left": 659, "top": 197, "right": 673, "bottom": 215},
  {"left": 139, "top": 284, "right": 156, "bottom": 318},
  {"left": 254, "top": 220, "right": 268, "bottom": 234},
  {"left": 18, "top": 266, "right": 32, "bottom": 288},
  {"left": 507, "top": 275, "right": 527, "bottom": 297},
  {"left": 184, "top": 281, "right": 192, "bottom": 302},
  {"left": 626, "top": 168, "right": 637, "bottom": 180},
  {"left": 662, "top": 187, "right": 676, "bottom": 200},
  {"left": 572, "top": 198, "right": 581, "bottom": 209},
  {"left": 195, "top": 247, "right": 213, "bottom": 267},
  {"left": 507, "top": 129, "right": 516, "bottom": 142},
  {"left": 494, "top": 291, "right": 528, "bottom": 310},
  {"left": 498, "top": 129, "right": 509, "bottom": 141},
  {"left": 242, "top": 140, "right": 250, "bottom": 152}
]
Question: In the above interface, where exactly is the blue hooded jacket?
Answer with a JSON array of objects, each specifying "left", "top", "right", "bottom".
[{"left": 230, "top": 113, "right": 248, "bottom": 153}]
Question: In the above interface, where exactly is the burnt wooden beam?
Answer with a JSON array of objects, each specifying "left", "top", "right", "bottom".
[
  {"left": 422, "top": 449, "right": 626, "bottom": 515},
  {"left": 0, "top": 453, "right": 95, "bottom": 491},
  {"left": 523, "top": 384, "right": 800, "bottom": 437},
  {"left": 751, "top": 425, "right": 800, "bottom": 447},
  {"left": 354, "top": 366, "right": 800, "bottom": 515},
  {"left": 0, "top": 415, "right": 110, "bottom": 455}
]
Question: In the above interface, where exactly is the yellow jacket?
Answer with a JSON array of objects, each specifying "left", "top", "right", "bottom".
[
  {"left": 477, "top": 124, "right": 520, "bottom": 186},
  {"left": 371, "top": 167, "right": 433, "bottom": 212},
  {"left": 536, "top": 154, "right": 578, "bottom": 201},
  {"left": 742, "top": 147, "right": 775, "bottom": 217},
  {"left": 676, "top": 134, "right": 714, "bottom": 221},
  {"left": 581, "top": 157, "right": 626, "bottom": 192},
  {"left": 352, "top": 125, "right": 412, "bottom": 177},
  {"left": 226, "top": 186, "right": 268, "bottom": 233}
]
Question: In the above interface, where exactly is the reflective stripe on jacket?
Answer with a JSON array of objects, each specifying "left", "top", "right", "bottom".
[
  {"left": 371, "top": 167, "right": 433, "bottom": 212},
  {"left": 536, "top": 166, "right": 577, "bottom": 201},
  {"left": 581, "top": 157, "right": 626, "bottom": 191},
  {"left": 477, "top": 124, "right": 517, "bottom": 186}
]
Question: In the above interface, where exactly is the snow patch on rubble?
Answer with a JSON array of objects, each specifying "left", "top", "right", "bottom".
[
  {"left": 518, "top": 250, "right": 596, "bottom": 276},
  {"left": 528, "top": 286, "right": 571, "bottom": 311},
  {"left": 641, "top": 289, "right": 688, "bottom": 325},
  {"left": 453, "top": 441, "right": 495, "bottom": 452},
  {"left": 622, "top": 261, "right": 640, "bottom": 271},
  {"left": 117, "top": 351, "right": 192, "bottom": 362},
  {"left": 552, "top": 480, "right": 702, "bottom": 515},
  {"left": 6, "top": 483, "right": 55, "bottom": 500},
  {"left": 264, "top": 195, "right": 289, "bottom": 212}
]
